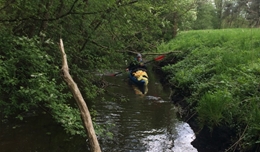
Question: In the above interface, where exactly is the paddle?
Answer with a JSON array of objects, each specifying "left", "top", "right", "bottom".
[{"left": 110, "top": 55, "right": 165, "bottom": 76}]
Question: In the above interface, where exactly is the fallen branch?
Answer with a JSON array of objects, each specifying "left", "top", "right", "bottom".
[
  {"left": 225, "top": 124, "right": 248, "bottom": 152},
  {"left": 59, "top": 39, "right": 101, "bottom": 152},
  {"left": 115, "top": 50, "right": 182, "bottom": 56},
  {"left": 142, "top": 51, "right": 182, "bottom": 55}
]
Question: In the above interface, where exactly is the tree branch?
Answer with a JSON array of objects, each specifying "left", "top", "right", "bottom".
[{"left": 59, "top": 39, "right": 101, "bottom": 152}]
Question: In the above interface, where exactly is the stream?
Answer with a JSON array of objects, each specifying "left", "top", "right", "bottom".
[{"left": 0, "top": 69, "right": 197, "bottom": 152}]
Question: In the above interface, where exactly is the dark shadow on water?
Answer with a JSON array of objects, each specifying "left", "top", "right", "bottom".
[
  {"left": 128, "top": 80, "right": 148, "bottom": 95},
  {"left": 0, "top": 112, "right": 89, "bottom": 152},
  {"left": 0, "top": 68, "right": 197, "bottom": 152}
]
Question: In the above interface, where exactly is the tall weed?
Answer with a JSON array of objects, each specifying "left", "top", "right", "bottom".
[
  {"left": 196, "top": 89, "right": 233, "bottom": 130},
  {"left": 159, "top": 28, "right": 260, "bottom": 151}
]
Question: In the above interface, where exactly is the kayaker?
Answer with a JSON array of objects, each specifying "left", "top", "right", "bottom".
[{"left": 126, "top": 53, "right": 147, "bottom": 72}]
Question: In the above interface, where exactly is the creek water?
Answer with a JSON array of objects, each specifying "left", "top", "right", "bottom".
[{"left": 0, "top": 69, "right": 197, "bottom": 152}]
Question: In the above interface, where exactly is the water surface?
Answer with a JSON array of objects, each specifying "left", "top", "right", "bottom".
[
  {"left": 95, "top": 71, "right": 197, "bottom": 152},
  {"left": 0, "top": 70, "right": 197, "bottom": 152}
]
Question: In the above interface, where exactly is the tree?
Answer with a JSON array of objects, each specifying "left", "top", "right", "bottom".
[
  {"left": 150, "top": 0, "right": 198, "bottom": 38},
  {"left": 0, "top": 0, "right": 170, "bottom": 143},
  {"left": 59, "top": 39, "right": 101, "bottom": 152},
  {"left": 214, "top": 0, "right": 224, "bottom": 29},
  {"left": 246, "top": 0, "right": 260, "bottom": 27},
  {"left": 193, "top": 0, "right": 217, "bottom": 29},
  {"left": 211, "top": 0, "right": 256, "bottom": 28},
  {"left": 220, "top": 0, "right": 250, "bottom": 28}
]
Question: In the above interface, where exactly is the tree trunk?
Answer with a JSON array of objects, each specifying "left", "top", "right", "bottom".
[
  {"left": 59, "top": 39, "right": 101, "bottom": 152},
  {"left": 172, "top": 12, "right": 178, "bottom": 38}
]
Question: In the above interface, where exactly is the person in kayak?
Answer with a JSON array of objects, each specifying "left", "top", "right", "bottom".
[
  {"left": 126, "top": 53, "right": 149, "bottom": 95},
  {"left": 126, "top": 53, "right": 147, "bottom": 72}
]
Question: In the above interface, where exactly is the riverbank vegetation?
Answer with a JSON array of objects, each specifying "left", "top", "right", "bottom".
[
  {"left": 158, "top": 28, "right": 260, "bottom": 151},
  {"left": 1, "top": 0, "right": 260, "bottom": 151},
  {"left": 0, "top": 0, "right": 196, "bottom": 141}
]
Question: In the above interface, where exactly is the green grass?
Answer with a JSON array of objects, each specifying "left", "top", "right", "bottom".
[{"left": 157, "top": 28, "right": 260, "bottom": 151}]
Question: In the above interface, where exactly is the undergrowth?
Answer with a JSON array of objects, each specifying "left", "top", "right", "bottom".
[{"left": 158, "top": 28, "right": 260, "bottom": 151}]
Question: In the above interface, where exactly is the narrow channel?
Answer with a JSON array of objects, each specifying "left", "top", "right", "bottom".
[
  {"left": 96, "top": 69, "right": 198, "bottom": 152},
  {"left": 0, "top": 69, "right": 198, "bottom": 152}
]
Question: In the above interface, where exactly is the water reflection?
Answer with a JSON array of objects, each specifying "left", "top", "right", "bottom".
[
  {"left": 131, "top": 84, "right": 148, "bottom": 96},
  {"left": 171, "top": 122, "right": 197, "bottom": 152},
  {"left": 96, "top": 72, "right": 197, "bottom": 152},
  {"left": 95, "top": 98, "right": 197, "bottom": 152},
  {"left": 0, "top": 70, "right": 197, "bottom": 152},
  {"left": 140, "top": 121, "right": 197, "bottom": 152}
]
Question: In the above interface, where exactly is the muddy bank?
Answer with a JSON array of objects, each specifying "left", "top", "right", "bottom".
[
  {"left": 173, "top": 98, "right": 235, "bottom": 152},
  {"left": 152, "top": 65, "right": 235, "bottom": 152}
]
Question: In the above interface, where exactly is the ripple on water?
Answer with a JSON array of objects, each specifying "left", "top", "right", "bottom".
[
  {"left": 145, "top": 95, "right": 169, "bottom": 103},
  {"left": 171, "top": 122, "right": 197, "bottom": 152},
  {"left": 140, "top": 121, "right": 197, "bottom": 152}
]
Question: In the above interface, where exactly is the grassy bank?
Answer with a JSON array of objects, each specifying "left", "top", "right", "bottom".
[{"left": 157, "top": 28, "right": 260, "bottom": 151}]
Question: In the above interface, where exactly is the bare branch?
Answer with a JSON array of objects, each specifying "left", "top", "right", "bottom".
[{"left": 59, "top": 39, "right": 101, "bottom": 152}]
